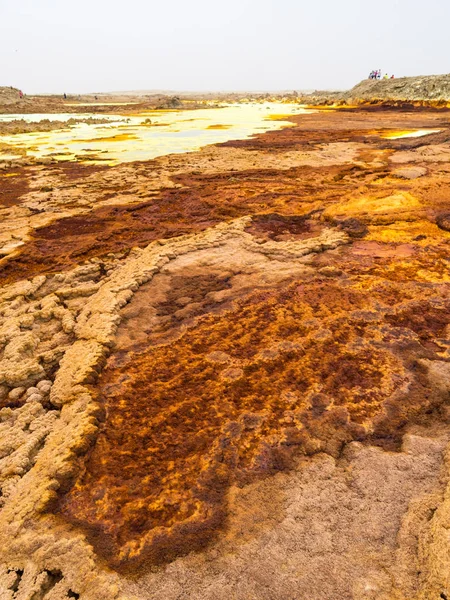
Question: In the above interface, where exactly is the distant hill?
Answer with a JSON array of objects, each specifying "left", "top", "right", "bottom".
[
  {"left": 0, "top": 86, "right": 22, "bottom": 105},
  {"left": 344, "top": 74, "right": 450, "bottom": 103},
  {"left": 299, "top": 74, "right": 450, "bottom": 106},
  {"left": 3, "top": 75, "right": 450, "bottom": 111}
]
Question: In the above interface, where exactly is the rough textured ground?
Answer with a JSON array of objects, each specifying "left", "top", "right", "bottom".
[
  {"left": 299, "top": 73, "right": 450, "bottom": 106},
  {"left": 1, "top": 102, "right": 450, "bottom": 600},
  {"left": 0, "top": 118, "right": 111, "bottom": 136},
  {"left": 0, "top": 87, "right": 217, "bottom": 116}
]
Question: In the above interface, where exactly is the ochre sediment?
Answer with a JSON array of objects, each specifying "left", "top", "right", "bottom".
[
  {"left": 0, "top": 168, "right": 29, "bottom": 208},
  {"left": 1, "top": 105, "right": 450, "bottom": 599},
  {"left": 58, "top": 276, "right": 450, "bottom": 569}
]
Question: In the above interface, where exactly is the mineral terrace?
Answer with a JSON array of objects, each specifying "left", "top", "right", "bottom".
[{"left": 1, "top": 79, "right": 450, "bottom": 600}]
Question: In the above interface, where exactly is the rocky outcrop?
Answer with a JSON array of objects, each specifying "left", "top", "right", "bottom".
[
  {"left": 0, "top": 117, "right": 110, "bottom": 135},
  {"left": 156, "top": 95, "right": 183, "bottom": 109},
  {"left": 0, "top": 87, "right": 23, "bottom": 106},
  {"left": 299, "top": 73, "right": 450, "bottom": 106}
]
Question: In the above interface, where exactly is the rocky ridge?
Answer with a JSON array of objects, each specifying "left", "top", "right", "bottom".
[
  {"left": 0, "top": 88, "right": 22, "bottom": 105},
  {"left": 299, "top": 73, "right": 450, "bottom": 106}
]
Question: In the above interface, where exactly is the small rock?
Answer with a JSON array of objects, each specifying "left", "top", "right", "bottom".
[
  {"left": 258, "top": 348, "right": 280, "bottom": 361},
  {"left": 26, "top": 393, "right": 43, "bottom": 404},
  {"left": 174, "top": 302, "right": 203, "bottom": 319},
  {"left": 338, "top": 218, "right": 368, "bottom": 238},
  {"left": 221, "top": 367, "right": 244, "bottom": 381},
  {"left": 208, "top": 289, "right": 231, "bottom": 303},
  {"left": 175, "top": 296, "right": 193, "bottom": 307},
  {"left": 25, "top": 386, "right": 40, "bottom": 397},
  {"left": 8, "top": 387, "right": 26, "bottom": 400},
  {"left": 19, "top": 315, "right": 34, "bottom": 329},
  {"left": 392, "top": 167, "right": 427, "bottom": 179},
  {"left": 318, "top": 266, "right": 342, "bottom": 277},
  {"left": 37, "top": 380, "right": 52, "bottom": 393},
  {"left": 206, "top": 351, "right": 231, "bottom": 364},
  {"left": 240, "top": 412, "right": 264, "bottom": 430},
  {"left": 13, "top": 158, "right": 28, "bottom": 167},
  {"left": 436, "top": 213, "right": 450, "bottom": 232},
  {"left": 311, "top": 328, "right": 333, "bottom": 342}
]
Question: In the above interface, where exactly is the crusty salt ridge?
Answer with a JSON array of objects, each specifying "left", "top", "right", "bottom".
[{"left": 0, "top": 219, "right": 348, "bottom": 598}]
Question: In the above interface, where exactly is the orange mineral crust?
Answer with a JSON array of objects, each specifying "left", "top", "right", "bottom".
[
  {"left": 0, "top": 163, "right": 358, "bottom": 284},
  {"left": 1, "top": 106, "right": 450, "bottom": 286},
  {"left": 58, "top": 276, "right": 450, "bottom": 569},
  {"left": 0, "top": 168, "right": 29, "bottom": 207}
]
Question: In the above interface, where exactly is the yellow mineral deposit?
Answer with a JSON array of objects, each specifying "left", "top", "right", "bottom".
[
  {"left": 323, "top": 191, "right": 422, "bottom": 223},
  {"left": 381, "top": 128, "right": 441, "bottom": 139},
  {"left": 0, "top": 103, "right": 310, "bottom": 165},
  {"left": 367, "top": 220, "right": 450, "bottom": 245}
]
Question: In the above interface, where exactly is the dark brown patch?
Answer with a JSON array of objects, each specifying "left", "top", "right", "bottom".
[
  {"left": 56, "top": 281, "right": 449, "bottom": 570},
  {"left": 245, "top": 212, "right": 323, "bottom": 241},
  {"left": 52, "top": 161, "right": 109, "bottom": 181},
  {"left": 0, "top": 165, "right": 350, "bottom": 284},
  {"left": 436, "top": 213, "right": 450, "bottom": 232},
  {"left": 0, "top": 169, "right": 29, "bottom": 207}
]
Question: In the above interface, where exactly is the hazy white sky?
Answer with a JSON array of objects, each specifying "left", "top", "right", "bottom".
[{"left": 1, "top": 0, "right": 449, "bottom": 94}]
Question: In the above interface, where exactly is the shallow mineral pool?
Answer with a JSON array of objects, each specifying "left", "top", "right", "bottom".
[
  {"left": 0, "top": 103, "right": 310, "bottom": 165},
  {"left": 381, "top": 129, "right": 441, "bottom": 139}
]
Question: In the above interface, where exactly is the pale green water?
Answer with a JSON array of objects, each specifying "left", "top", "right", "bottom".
[{"left": 0, "top": 103, "right": 311, "bottom": 165}]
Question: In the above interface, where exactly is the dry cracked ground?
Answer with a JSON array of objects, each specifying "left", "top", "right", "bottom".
[{"left": 1, "top": 106, "right": 450, "bottom": 600}]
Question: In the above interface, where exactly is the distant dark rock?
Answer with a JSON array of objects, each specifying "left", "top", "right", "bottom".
[
  {"left": 156, "top": 95, "right": 183, "bottom": 109},
  {"left": 436, "top": 213, "right": 450, "bottom": 232},
  {"left": 337, "top": 218, "right": 369, "bottom": 238}
]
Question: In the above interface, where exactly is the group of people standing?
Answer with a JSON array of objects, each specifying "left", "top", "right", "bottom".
[{"left": 369, "top": 70, "right": 394, "bottom": 80}]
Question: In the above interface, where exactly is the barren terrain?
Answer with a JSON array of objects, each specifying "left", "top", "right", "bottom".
[
  {"left": 299, "top": 73, "right": 450, "bottom": 107},
  {"left": 1, "top": 83, "right": 450, "bottom": 600}
]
